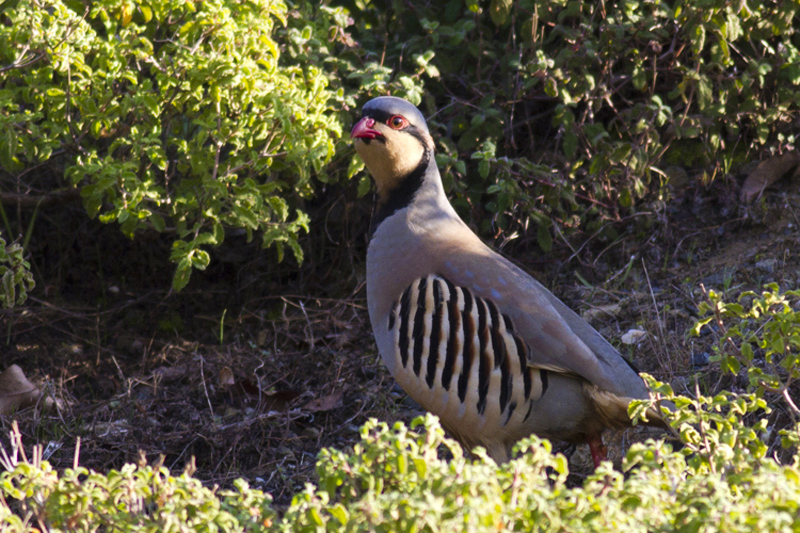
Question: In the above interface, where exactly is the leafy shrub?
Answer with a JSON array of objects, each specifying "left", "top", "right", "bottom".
[
  {"left": 0, "top": 436, "right": 275, "bottom": 531},
  {"left": 692, "top": 284, "right": 800, "bottom": 415},
  {"left": 5, "top": 0, "right": 798, "bottom": 286},
  {"left": 0, "top": 0, "right": 345, "bottom": 289},
  {"left": 0, "top": 236, "right": 34, "bottom": 309},
  {"left": 3, "top": 402, "right": 800, "bottom": 533},
  {"left": 335, "top": 0, "right": 800, "bottom": 250}
]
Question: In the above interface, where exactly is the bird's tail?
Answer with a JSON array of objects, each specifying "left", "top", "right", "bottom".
[{"left": 585, "top": 384, "right": 671, "bottom": 430}]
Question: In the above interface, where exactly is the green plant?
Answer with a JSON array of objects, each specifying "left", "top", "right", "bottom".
[
  {"left": 4, "top": 402, "right": 800, "bottom": 532},
  {"left": 692, "top": 284, "right": 800, "bottom": 416},
  {"left": 5, "top": 0, "right": 798, "bottom": 287},
  {"left": 335, "top": 0, "right": 800, "bottom": 252},
  {"left": 1, "top": 0, "right": 345, "bottom": 290},
  {"left": 285, "top": 398, "right": 800, "bottom": 532},
  {"left": 631, "top": 375, "right": 772, "bottom": 475},
  {"left": 0, "top": 434, "right": 276, "bottom": 532},
  {"left": 0, "top": 236, "right": 35, "bottom": 309}
]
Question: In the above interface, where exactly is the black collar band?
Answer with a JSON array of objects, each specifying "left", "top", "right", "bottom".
[{"left": 369, "top": 149, "right": 432, "bottom": 235}]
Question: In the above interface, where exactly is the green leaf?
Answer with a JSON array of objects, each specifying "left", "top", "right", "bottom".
[
  {"left": 619, "top": 187, "right": 632, "bottom": 208},
  {"left": 696, "top": 77, "right": 712, "bottom": 110},
  {"left": 478, "top": 158, "right": 490, "bottom": 179},
  {"left": 287, "top": 237, "right": 304, "bottom": 264},
  {"left": 233, "top": 207, "right": 260, "bottom": 230},
  {"left": 357, "top": 175, "right": 371, "bottom": 198},
  {"left": 347, "top": 156, "right": 365, "bottom": 179},
  {"left": 262, "top": 227, "right": 285, "bottom": 249},
  {"left": 0, "top": 130, "right": 18, "bottom": 171},
  {"left": 142, "top": 95, "right": 160, "bottom": 117},
  {"left": 610, "top": 143, "right": 632, "bottom": 164},
  {"left": 213, "top": 222, "right": 225, "bottom": 245},
  {"left": 193, "top": 232, "right": 218, "bottom": 246},
  {"left": 563, "top": 132, "right": 577, "bottom": 159},
  {"left": 172, "top": 256, "right": 193, "bottom": 292},
  {"left": 329, "top": 503, "right": 348, "bottom": 525},
  {"left": 692, "top": 24, "right": 705, "bottom": 56},
  {"left": 2, "top": 270, "right": 15, "bottom": 308},
  {"left": 756, "top": 122, "right": 769, "bottom": 144},
  {"left": 536, "top": 223, "right": 552, "bottom": 252},
  {"left": 191, "top": 249, "right": 210, "bottom": 270}
]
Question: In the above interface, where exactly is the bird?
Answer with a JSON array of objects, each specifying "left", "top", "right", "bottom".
[{"left": 351, "top": 95, "right": 665, "bottom": 466}]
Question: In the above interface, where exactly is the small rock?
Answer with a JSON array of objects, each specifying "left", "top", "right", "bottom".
[
  {"left": 301, "top": 427, "right": 321, "bottom": 439},
  {"left": 218, "top": 366, "right": 235, "bottom": 387},
  {"left": 0, "top": 365, "right": 42, "bottom": 415},
  {"left": 621, "top": 329, "right": 647, "bottom": 345},
  {"left": 666, "top": 166, "right": 689, "bottom": 189},
  {"left": 691, "top": 352, "right": 711, "bottom": 369},
  {"left": 755, "top": 258, "right": 778, "bottom": 273},
  {"left": 94, "top": 420, "right": 130, "bottom": 438},
  {"left": 152, "top": 365, "right": 189, "bottom": 382},
  {"left": 701, "top": 267, "right": 737, "bottom": 287},
  {"left": 223, "top": 406, "right": 240, "bottom": 418}
]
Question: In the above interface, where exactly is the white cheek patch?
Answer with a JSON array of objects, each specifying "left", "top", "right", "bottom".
[
  {"left": 355, "top": 141, "right": 393, "bottom": 183},
  {"left": 354, "top": 127, "right": 426, "bottom": 195},
  {"left": 386, "top": 132, "right": 426, "bottom": 179}
]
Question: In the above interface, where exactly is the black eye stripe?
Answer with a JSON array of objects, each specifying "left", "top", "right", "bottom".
[
  {"left": 365, "top": 109, "right": 395, "bottom": 123},
  {"left": 364, "top": 110, "right": 408, "bottom": 129}
]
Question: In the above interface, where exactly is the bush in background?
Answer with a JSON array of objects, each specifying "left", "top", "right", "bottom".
[
  {"left": 3, "top": 0, "right": 799, "bottom": 287},
  {"left": 1, "top": 0, "right": 345, "bottom": 289},
  {"left": 332, "top": 0, "right": 800, "bottom": 248}
]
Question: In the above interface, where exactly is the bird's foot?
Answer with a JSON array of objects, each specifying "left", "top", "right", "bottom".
[{"left": 588, "top": 434, "right": 608, "bottom": 468}]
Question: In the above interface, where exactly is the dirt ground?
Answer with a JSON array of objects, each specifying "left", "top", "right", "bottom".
[{"left": 3, "top": 164, "right": 800, "bottom": 504}]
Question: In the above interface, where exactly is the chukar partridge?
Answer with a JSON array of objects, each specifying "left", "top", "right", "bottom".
[{"left": 351, "top": 96, "right": 664, "bottom": 466}]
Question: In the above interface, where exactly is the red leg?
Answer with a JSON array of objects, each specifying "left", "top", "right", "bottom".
[{"left": 588, "top": 434, "right": 607, "bottom": 468}]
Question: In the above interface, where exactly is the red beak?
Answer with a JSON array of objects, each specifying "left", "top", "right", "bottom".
[{"left": 351, "top": 117, "right": 381, "bottom": 140}]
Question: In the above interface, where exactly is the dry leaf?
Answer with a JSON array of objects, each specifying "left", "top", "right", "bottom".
[
  {"left": 218, "top": 366, "right": 235, "bottom": 387},
  {"left": 227, "top": 379, "right": 301, "bottom": 412},
  {"left": 0, "top": 365, "right": 42, "bottom": 415},
  {"left": 582, "top": 304, "right": 623, "bottom": 324},
  {"left": 304, "top": 390, "right": 343, "bottom": 412},
  {"left": 152, "top": 365, "right": 189, "bottom": 381},
  {"left": 260, "top": 389, "right": 301, "bottom": 412},
  {"left": 740, "top": 152, "right": 800, "bottom": 203}
]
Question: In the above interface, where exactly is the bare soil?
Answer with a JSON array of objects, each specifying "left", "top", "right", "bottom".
[{"left": 3, "top": 169, "right": 800, "bottom": 504}]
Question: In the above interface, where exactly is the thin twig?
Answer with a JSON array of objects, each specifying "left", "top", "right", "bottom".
[
  {"left": 642, "top": 259, "right": 667, "bottom": 343},
  {"left": 199, "top": 357, "right": 215, "bottom": 418}
]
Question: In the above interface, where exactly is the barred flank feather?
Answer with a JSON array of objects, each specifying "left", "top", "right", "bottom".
[{"left": 388, "top": 275, "right": 545, "bottom": 427}]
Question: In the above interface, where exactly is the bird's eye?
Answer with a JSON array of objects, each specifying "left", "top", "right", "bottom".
[{"left": 388, "top": 115, "right": 408, "bottom": 129}]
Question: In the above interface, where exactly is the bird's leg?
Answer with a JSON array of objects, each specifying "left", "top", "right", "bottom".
[{"left": 588, "top": 434, "right": 607, "bottom": 468}]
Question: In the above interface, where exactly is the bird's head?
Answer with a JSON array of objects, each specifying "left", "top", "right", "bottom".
[{"left": 351, "top": 96, "right": 435, "bottom": 201}]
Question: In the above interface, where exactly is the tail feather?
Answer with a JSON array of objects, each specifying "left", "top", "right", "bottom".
[{"left": 585, "top": 384, "right": 669, "bottom": 430}]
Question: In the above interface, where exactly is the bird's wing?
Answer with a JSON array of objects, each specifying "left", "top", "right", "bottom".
[{"left": 431, "top": 236, "right": 649, "bottom": 400}]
